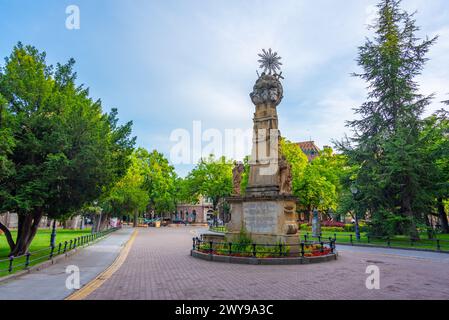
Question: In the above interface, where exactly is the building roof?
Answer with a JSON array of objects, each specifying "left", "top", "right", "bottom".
[{"left": 296, "top": 141, "right": 320, "bottom": 161}]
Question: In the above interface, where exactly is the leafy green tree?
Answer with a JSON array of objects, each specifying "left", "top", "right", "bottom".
[
  {"left": 185, "top": 155, "right": 233, "bottom": 212},
  {"left": 136, "top": 148, "right": 177, "bottom": 216},
  {"left": 336, "top": 0, "right": 437, "bottom": 239},
  {"left": 295, "top": 148, "right": 347, "bottom": 221},
  {"left": 421, "top": 109, "right": 449, "bottom": 233},
  {"left": 0, "top": 43, "right": 134, "bottom": 255},
  {"left": 102, "top": 152, "right": 149, "bottom": 228},
  {"left": 280, "top": 138, "right": 309, "bottom": 195},
  {"left": 240, "top": 156, "right": 251, "bottom": 196}
]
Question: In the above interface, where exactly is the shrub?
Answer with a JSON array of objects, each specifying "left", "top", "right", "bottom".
[
  {"left": 321, "top": 221, "right": 346, "bottom": 228},
  {"left": 321, "top": 227, "right": 344, "bottom": 233}
]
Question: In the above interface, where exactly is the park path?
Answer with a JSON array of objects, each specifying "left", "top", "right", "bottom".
[
  {"left": 0, "top": 227, "right": 134, "bottom": 300},
  {"left": 85, "top": 227, "right": 449, "bottom": 300}
]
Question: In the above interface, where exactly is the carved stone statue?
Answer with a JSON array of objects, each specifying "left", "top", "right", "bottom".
[
  {"left": 232, "top": 162, "right": 245, "bottom": 196},
  {"left": 279, "top": 156, "right": 292, "bottom": 195},
  {"left": 250, "top": 73, "right": 284, "bottom": 106}
]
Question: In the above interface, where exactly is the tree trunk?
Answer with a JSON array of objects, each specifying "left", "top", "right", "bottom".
[
  {"left": 9, "top": 209, "right": 44, "bottom": 256},
  {"left": 425, "top": 214, "right": 435, "bottom": 240},
  {"left": 100, "top": 214, "right": 110, "bottom": 230},
  {"left": 403, "top": 196, "right": 420, "bottom": 240},
  {"left": 307, "top": 206, "right": 313, "bottom": 224},
  {"left": 0, "top": 221, "right": 15, "bottom": 251},
  {"left": 438, "top": 197, "right": 449, "bottom": 234},
  {"left": 133, "top": 210, "right": 138, "bottom": 228}
]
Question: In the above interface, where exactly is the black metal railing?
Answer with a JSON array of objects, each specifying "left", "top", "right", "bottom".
[
  {"left": 192, "top": 236, "right": 336, "bottom": 259},
  {"left": 303, "top": 232, "right": 449, "bottom": 252},
  {"left": 0, "top": 227, "right": 119, "bottom": 275}
]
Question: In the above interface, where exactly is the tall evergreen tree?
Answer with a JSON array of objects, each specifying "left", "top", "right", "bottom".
[{"left": 336, "top": 0, "right": 437, "bottom": 238}]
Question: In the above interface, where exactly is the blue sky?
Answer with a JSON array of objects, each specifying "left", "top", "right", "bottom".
[{"left": 1, "top": 0, "right": 448, "bottom": 177}]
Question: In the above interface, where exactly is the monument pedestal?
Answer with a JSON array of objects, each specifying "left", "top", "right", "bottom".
[{"left": 226, "top": 195, "right": 298, "bottom": 246}]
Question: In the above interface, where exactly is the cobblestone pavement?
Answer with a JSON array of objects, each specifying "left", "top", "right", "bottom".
[{"left": 86, "top": 227, "right": 449, "bottom": 300}]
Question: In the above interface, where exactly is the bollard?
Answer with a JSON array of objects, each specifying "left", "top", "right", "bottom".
[
  {"left": 350, "top": 234, "right": 353, "bottom": 245},
  {"left": 209, "top": 241, "right": 213, "bottom": 255},
  {"left": 25, "top": 253, "right": 31, "bottom": 268},
  {"left": 437, "top": 240, "right": 441, "bottom": 251},
  {"left": 300, "top": 243, "right": 305, "bottom": 257},
  {"left": 320, "top": 242, "right": 324, "bottom": 253},
  {"left": 252, "top": 244, "right": 257, "bottom": 257},
  {"left": 8, "top": 256, "right": 14, "bottom": 273}
]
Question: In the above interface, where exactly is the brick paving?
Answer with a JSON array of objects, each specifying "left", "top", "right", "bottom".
[{"left": 86, "top": 227, "right": 449, "bottom": 300}]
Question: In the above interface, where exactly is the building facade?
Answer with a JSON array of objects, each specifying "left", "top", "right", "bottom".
[{"left": 176, "top": 196, "right": 214, "bottom": 224}]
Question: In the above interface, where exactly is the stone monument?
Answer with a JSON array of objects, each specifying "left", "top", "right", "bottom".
[{"left": 226, "top": 49, "right": 299, "bottom": 246}]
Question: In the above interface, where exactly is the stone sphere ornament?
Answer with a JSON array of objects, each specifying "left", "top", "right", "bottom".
[{"left": 250, "top": 73, "right": 284, "bottom": 106}]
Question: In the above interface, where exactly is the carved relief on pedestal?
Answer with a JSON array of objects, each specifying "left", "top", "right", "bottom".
[
  {"left": 232, "top": 162, "right": 245, "bottom": 196},
  {"left": 279, "top": 155, "right": 293, "bottom": 195}
]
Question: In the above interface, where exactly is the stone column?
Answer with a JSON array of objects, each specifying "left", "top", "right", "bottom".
[{"left": 246, "top": 73, "right": 284, "bottom": 197}]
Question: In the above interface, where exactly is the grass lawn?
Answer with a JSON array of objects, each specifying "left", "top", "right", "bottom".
[
  {"left": 210, "top": 226, "right": 449, "bottom": 252},
  {"left": 303, "top": 231, "right": 449, "bottom": 252},
  {"left": 0, "top": 228, "right": 92, "bottom": 277}
]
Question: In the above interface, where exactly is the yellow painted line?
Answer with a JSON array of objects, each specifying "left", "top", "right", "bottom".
[{"left": 65, "top": 229, "right": 138, "bottom": 300}]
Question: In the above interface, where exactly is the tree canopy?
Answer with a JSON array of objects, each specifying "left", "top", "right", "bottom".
[
  {"left": 336, "top": 0, "right": 438, "bottom": 238},
  {"left": 0, "top": 43, "right": 135, "bottom": 255}
]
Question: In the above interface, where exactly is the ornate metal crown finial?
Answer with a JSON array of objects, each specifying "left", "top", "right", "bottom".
[{"left": 257, "top": 48, "right": 282, "bottom": 75}]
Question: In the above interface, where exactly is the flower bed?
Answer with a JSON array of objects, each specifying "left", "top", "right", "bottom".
[{"left": 196, "top": 243, "right": 333, "bottom": 259}]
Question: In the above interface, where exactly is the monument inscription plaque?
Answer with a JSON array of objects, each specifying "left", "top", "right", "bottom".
[{"left": 243, "top": 202, "right": 278, "bottom": 234}]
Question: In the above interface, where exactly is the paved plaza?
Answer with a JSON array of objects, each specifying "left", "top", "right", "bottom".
[{"left": 84, "top": 227, "right": 449, "bottom": 300}]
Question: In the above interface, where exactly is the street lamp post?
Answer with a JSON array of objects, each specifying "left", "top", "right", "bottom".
[{"left": 350, "top": 184, "right": 361, "bottom": 242}]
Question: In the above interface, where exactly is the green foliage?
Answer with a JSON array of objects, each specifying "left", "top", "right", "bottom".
[
  {"left": 136, "top": 148, "right": 178, "bottom": 214},
  {"left": 101, "top": 151, "right": 149, "bottom": 217},
  {"left": 183, "top": 155, "right": 233, "bottom": 210},
  {"left": 240, "top": 156, "right": 250, "bottom": 195},
  {"left": 295, "top": 147, "right": 348, "bottom": 214},
  {"left": 0, "top": 43, "right": 135, "bottom": 255},
  {"left": 280, "top": 138, "right": 308, "bottom": 193},
  {"left": 336, "top": 0, "right": 438, "bottom": 238}
]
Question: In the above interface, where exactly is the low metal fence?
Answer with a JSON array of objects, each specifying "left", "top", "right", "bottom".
[
  {"left": 192, "top": 237, "right": 336, "bottom": 258},
  {"left": 303, "top": 232, "right": 449, "bottom": 252},
  {"left": 0, "top": 227, "right": 119, "bottom": 275}
]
